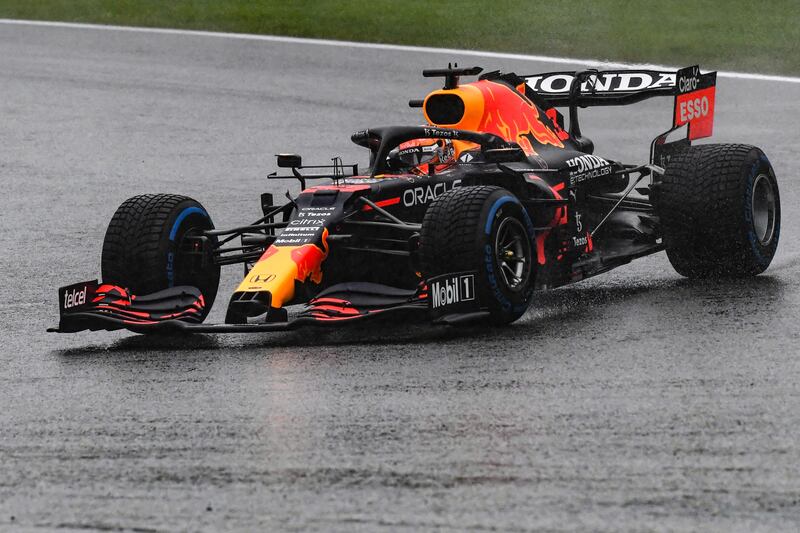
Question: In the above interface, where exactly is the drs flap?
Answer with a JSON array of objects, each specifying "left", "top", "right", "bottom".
[{"left": 673, "top": 66, "right": 717, "bottom": 141}]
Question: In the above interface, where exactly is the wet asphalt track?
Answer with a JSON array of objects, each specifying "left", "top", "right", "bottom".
[{"left": 1, "top": 22, "right": 800, "bottom": 532}]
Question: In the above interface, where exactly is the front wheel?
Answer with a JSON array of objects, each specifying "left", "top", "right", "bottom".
[
  {"left": 419, "top": 185, "right": 536, "bottom": 324},
  {"left": 654, "top": 144, "right": 780, "bottom": 277},
  {"left": 101, "top": 194, "right": 221, "bottom": 320}
]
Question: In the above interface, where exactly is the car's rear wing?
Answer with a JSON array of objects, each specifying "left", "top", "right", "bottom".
[{"left": 524, "top": 65, "right": 717, "bottom": 142}]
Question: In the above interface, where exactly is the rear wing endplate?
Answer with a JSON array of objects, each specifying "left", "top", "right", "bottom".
[{"left": 671, "top": 66, "right": 717, "bottom": 140}]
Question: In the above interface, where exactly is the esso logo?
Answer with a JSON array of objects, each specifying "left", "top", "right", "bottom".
[{"left": 679, "top": 96, "right": 710, "bottom": 122}]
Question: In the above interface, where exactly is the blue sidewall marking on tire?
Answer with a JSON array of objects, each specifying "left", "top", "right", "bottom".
[
  {"left": 167, "top": 252, "right": 175, "bottom": 287},
  {"left": 169, "top": 206, "right": 208, "bottom": 241},
  {"left": 167, "top": 205, "right": 209, "bottom": 287},
  {"left": 482, "top": 195, "right": 535, "bottom": 316},
  {"left": 484, "top": 196, "right": 516, "bottom": 235}
]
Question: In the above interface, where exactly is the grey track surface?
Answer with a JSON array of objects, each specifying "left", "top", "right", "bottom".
[{"left": 2, "top": 23, "right": 800, "bottom": 532}]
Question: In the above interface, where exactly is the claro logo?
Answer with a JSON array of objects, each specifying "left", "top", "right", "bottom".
[
  {"left": 402, "top": 180, "right": 460, "bottom": 207},
  {"left": 677, "top": 66, "right": 701, "bottom": 94},
  {"left": 678, "top": 74, "right": 699, "bottom": 93}
]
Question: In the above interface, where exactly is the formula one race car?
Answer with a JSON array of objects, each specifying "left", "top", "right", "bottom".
[{"left": 51, "top": 64, "right": 781, "bottom": 334}]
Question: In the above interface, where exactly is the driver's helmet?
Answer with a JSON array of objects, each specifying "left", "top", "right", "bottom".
[{"left": 388, "top": 138, "right": 456, "bottom": 173}]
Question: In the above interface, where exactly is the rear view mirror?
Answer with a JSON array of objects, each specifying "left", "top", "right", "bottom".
[{"left": 277, "top": 153, "right": 302, "bottom": 168}]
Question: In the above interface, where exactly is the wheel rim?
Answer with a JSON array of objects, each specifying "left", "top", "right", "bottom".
[
  {"left": 752, "top": 173, "right": 776, "bottom": 245},
  {"left": 495, "top": 217, "right": 531, "bottom": 291}
]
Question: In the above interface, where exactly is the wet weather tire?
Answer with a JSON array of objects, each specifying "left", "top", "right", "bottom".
[
  {"left": 655, "top": 144, "right": 780, "bottom": 277},
  {"left": 420, "top": 185, "right": 536, "bottom": 325},
  {"left": 101, "top": 194, "right": 220, "bottom": 319}
]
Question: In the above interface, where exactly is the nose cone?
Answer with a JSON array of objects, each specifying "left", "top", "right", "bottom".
[{"left": 231, "top": 229, "right": 330, "bottom": 318}]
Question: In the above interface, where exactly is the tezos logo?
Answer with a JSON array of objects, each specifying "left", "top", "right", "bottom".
[
  {"left": 572, "top": 235, "right": 589, "bottom": 247},
  {"left": 423, "top": 127, "right": 459, "bottom": 139},
  {"left": 431, "top": 274, "right": 475, "bottom": 309},
  {"left": 64, "top": 286, "right": 87, "bottom": 309}
]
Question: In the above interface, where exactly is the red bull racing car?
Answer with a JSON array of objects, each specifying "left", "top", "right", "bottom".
[{"left": 51, "top": 64, "right": 781, "bottom": 334}]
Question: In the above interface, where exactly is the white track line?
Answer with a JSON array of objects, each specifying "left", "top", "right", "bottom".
[{"left": 2, "top": 18, "right": 799, "bottom": 85}]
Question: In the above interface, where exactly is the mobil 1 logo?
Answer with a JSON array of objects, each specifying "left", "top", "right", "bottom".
[{"left": 429, "top": 271, "right": 478, "bottom": 314}]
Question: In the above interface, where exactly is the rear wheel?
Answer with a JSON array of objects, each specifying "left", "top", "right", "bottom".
[
  {"left": 654, "top": 144, "right": 780, "bottom": 277},
  {"left": 101, "top": 194, "right": 220, "bottom": 319},
  {"left": 419, "top": 185, "right": 535, "bottom": 324}
]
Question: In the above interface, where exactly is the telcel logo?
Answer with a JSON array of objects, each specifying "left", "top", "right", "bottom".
[{"left": 64, "top": 286, "right": 87, "bottom": 309}]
